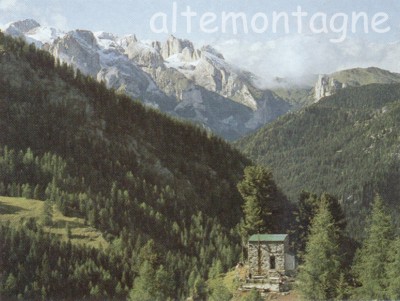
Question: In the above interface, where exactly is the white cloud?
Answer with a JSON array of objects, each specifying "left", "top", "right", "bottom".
[
  {"left": 214, "top": 34, "right": 400, "bottom": 87},
  {"left": 51, "top": 13, "right": 68, "bottom": 30},
  {"left": 0, "top": 0, "right": 18, "bottom": 11}
]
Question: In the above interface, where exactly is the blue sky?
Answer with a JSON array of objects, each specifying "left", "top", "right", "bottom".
[
  {"left": 1, "top": 0, "right": 399, "bottom": 41},
  {"left": 1, "top": 0, "right": 400, "bottom": 79}
]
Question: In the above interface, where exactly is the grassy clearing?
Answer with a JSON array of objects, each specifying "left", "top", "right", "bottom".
[{"left": 0, "top": 196, "right": 108, "bottom": 249}]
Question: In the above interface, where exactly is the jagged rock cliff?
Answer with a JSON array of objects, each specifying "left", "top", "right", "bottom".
[
  {"left": 314, "top": 67, "right": 400, "bottom": 102},
  {"left": 3, "top": 19, "right": 293, "bottom": 139},
  {"left": 314, "top": 75, "right": 346, "bottom": 101}
]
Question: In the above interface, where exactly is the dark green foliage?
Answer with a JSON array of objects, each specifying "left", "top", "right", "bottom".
[
  {"left": 290, "top": 191, "right": 318, "bottom": 257},
  {"left": 42, "top": 200, "right": 53, "bottom": 226},
  {"left": 387, "top": 237, "right": 400, "bottom": 299},
  {"left": 336, "top": 272, "right": 351, "bottom": 301},
  {"left": 297, "top": 199, "right": 342, "bottom": 300},
  {"left": 352, "top": 195, "right": 394, "bottom": 300},
  {"left": 237, "top": 165, "right": 289, "bottom": 236},
  {"left": 0, "top": 221, "right": 131, "bottom": 300},
  {"left": 207, "top": 260, "right": 232, "bottom": 301},
  {"left": 208, "top": 279, "right": 232, "bottom": 301},
  {"left": 0, "top": 32, "right": 250, "bottom": 299},
  {"left": 291, "top": 192, "right": 349, "bottom": 262},
  {"left": 236, "top": 83, "right": 400, "bottom": 239}
]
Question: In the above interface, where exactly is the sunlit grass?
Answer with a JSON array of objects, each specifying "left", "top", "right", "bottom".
[{"left": 0, "top": 196, "right": 108, "bottom": 249}]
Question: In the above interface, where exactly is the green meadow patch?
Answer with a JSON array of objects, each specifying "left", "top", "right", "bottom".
[{"left": 0, "top": 196, "right": 108, "bottom": 249}]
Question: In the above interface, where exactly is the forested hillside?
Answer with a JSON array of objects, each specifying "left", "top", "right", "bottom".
[
  {"left": 236, "top": 83, "right": 400, "bottom": 238},
  {"left": 0, "top": 32, "right": 252, "bottom": 300}
]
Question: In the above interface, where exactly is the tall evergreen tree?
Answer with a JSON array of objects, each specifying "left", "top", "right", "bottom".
[
  {"left": 387, "top": 237, "right": 400, "bottom": 300},
  {"left": 297, "top": 199, "right": 341, "bottom": 300},
  {"left": 292, "top": 191, "right": 319, "bottom": 260},
  {"left": 42, "top": 200, "right": 53, "bottom": 226},
  {"left": 237, "top": 165, "right": 283, "bottom": 235},
  {"left": 352, "top": 195, "right": 394, "bottom": 300},
  {"left": 292, "top": 192, "right": 347, "bottom": 262},
  {"left": 128, "top": 260, "right": 155, "bottom": 301}
]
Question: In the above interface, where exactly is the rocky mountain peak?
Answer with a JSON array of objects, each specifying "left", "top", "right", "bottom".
[
  {"left": 50, "top": 29, "right": 101, "bottom": 75},
  {"left": 161, "top": 35, "right": 200, "bottom": 61},
  {"left": 313, "top": 67, "right": 400, "bottom": 102},
  {"left": 70, "top": 30, "right": 98, "bottom": 49},
  {"left": 4, "top": 19, "right": 293, "bottom": 140},
  {"left": 95, "top": 31, "right": 118, "bottom": 41},
  {"left": 314, "top": 74, "right": 344, "bottom": 102},
  {"left": 5, "top": 19, "right": 41, "bottom": 36}
]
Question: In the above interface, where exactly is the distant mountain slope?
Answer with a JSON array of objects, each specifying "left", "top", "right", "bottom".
[
  {"left": 314, "top": 67, "right": 400, "bottom": 101},
  {"left": 272, "top": 67, "right": 400, "bottom": 109},
  {"left": 0, "top": 31, "right": 249, "bottom": 299},
  {"left": 2, "top": 19, "right": 291, "bottom": 140},
  {"left": 236, "top": 83, "right": 400, "bottom": 238},
  {"left": 6, "top": 20, "right": 400, "bottom": 140}
]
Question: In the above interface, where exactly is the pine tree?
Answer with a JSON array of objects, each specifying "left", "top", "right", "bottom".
[
  {"left": 292, "top": 191, "right": 319, "bottom": 260},
  {"left": 154, "top": 265, "right": 174, "bottom": 300},
  {"left": 237, "top": 165, "right": 281, "bottom": 235},
  {"left": 387, "top": 237, "right": 400, "bottom": 300},
  {"left": 42, "top": 200, "right": 53, "bottom": 226},
  {"left": 207, "top": 259, "right": 232, "bottom": 301},
  {"left": 192, "top": 276, "right": 207, "bottom": 301},
  {"left": 128, "top": 260, "right": 155, "bottom": 301},
  {"left": 293, "top": 192, "right": 350, "bottom": 265},
  {"left": 335, "top": 272, "right": 350, "bottom": 301},
  {"left": 352, "top": 195, "right": 394, "bottom": 300},
  {"left": 66, "top": 223, "right": 72, "bottom": 239},
  {"left": 297, "top": 199, "right": 341, "bottom": 300}
]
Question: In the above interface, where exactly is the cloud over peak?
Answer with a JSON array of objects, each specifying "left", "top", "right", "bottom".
[{"left": 214, "top": 34, "right": 400, "bottom": 87}]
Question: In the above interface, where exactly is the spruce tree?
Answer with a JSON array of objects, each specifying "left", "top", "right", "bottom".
[
  {"left": 42, "top": 200, "right": 53, "bottom": 226},
  {"left": 297, "top": 199, "right": 341, "bottom": 300},
  {"left": 128, "top": 260, "right": 154, "bottom": 301},
  {"left": 292, "top": 191, "right": 319, "bottom": 260},
  {"left": 387, "top": 237, "right": 400, "bottom": 300},
  {"left": 237, "top": 165, "right": 281, "bottom": 235},
  {"left": 352, "top": 195, "right": 394, "bottom": 300}
]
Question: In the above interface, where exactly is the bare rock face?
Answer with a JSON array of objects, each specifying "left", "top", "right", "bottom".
[
  {"left": 314, "top": 75, "right": 344, "bottom": 102},
  {"left": 4, "top": 19, "right": 40, "bottom": 36},
  {"left": 51, "top": 30, "right": 101, "bottom": 76},
  {"left": 161, "top": 35, "right": 200, "bottom": 61},
  {"left": 314, "top": 67, "right": 400, "bottom": 102},
  {"left": 124, "top": 39, "right": 164, "bottom": 69},
  {"left": 97, "top": 63, "right": 150, "bottom": 99},
  {"left": 5, "top": 19, "right": 292, "bottom": 140},
  {"left": 153, "top": 66, "right": 194, "bottom": 100},
  {"left": 194, "top": 52, "right": 257, "bottom": 110},
  {"left": 201, "top": 45, "right": 224, "bottom": 59}
]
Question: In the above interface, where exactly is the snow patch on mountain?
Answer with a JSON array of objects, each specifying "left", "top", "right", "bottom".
[
  {"left": 3, "top": 19, "right": 64, "bottom": 47},
  {"left": 3, "top": 19, "right": 293, "bottom": 140}
]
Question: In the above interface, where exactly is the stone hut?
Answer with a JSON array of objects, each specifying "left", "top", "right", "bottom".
[
  {"left": 241, "top": 234, "right": 295, "bottom": 292},
  {"left": 248, "top": 234, "right": 293, "bottom": 278}
]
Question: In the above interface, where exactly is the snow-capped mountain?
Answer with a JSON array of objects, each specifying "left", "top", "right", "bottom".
[
  {"left": 4, "top": 19, "right": 291, "bottom": 140},
  {"left": 3, "top": 19, "right": 65, "bottom": 47}
]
